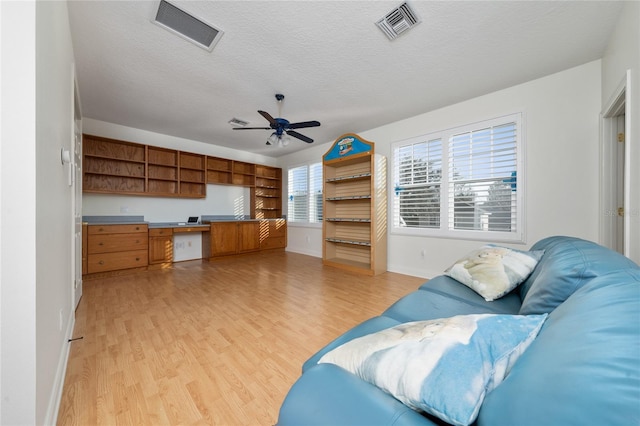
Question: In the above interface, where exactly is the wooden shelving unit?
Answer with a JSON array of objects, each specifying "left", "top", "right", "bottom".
[
  {"left": 147, "top": 146, "right": 178, "bottom": 196},
  {"left": 232, "top": 161, "right": 256, "bottom": 186},
  {"left": 253, "top": 165, "right": 283, "bottom": 219},
  {"left": 82, "top": 135, "right": 283, "bottom": 209},
  {"left": 322, "top": 133, "right": 387, "bottom": 275},
  {"left": 206, "top": 156, "right": 233, "bottom": 185},
  {"left": 179, "top": 152, "right": 206, "bottom": 197},
  {"left": 83, "top": 135, "right": 146, "bottom": 194}
]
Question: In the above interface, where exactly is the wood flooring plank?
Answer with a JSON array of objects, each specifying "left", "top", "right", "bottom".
[{"left": 57, "top": 251, "right": 424, "bottom": 425}]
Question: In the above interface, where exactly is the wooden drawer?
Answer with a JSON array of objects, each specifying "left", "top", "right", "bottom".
[
  {"left": 260, "top": 236, "right": 286, "bottom": 250},
  {"left": 88, "top": 233, "right": 148, "bottom": 254},
  {"left": 149, "top": 228, "right": 173, "bottom": 237},
  {"left": 88, "top": 223, "right": 148, "bottom": 234},
  {"left": 87, "top": 250, "right": 148, "bottom": 273}
]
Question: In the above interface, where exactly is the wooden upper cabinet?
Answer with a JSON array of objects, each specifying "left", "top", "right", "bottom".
[
  {"left": 82, "top": 134, "right": 282, "bottom": 205},
  {"left": 83, "top": 135, "right": 146, "bottom": 194},
  {"left": 178, "top": 152, "right": 206, "bottom": 198},
  {"left": 147, "top": 146, "right": 178, "bottom": 196},
  {"left": 83, "top": 134, "right": 205, "bottom": 198}
]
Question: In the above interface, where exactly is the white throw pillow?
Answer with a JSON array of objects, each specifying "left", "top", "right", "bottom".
[{"left": 445, "top": 245, "right": 544, "bottom": 301}]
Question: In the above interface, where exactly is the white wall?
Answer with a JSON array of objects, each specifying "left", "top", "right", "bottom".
[
  {"left": 1, "top": 2, "right": 37, "bottom": 424},
  {"left": 35, "top": 1, "right": 77, "bottom": 423},
  {"left": 279, "top": 60, "right": 603, "bottom": 278},
  {"left": 82, "top": 119, "right": 273, "bottom": 221},
  {"left": 601, "top": 1, "right": 640, "bottom": 264},
  {"left": 1, "top": 1, "right": 76, "bottom": 425}
]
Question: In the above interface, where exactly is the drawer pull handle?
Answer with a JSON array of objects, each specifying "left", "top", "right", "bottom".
[
  {"left": 99, "top": 228, "right": 103, "bottom": 232},
  {"left": 98, "top": 260, "right": 104, "bottom": 265},
  {"left": 98, "top": 242, "right": 104, "bottom": 246},
  {"left": 136, "top": 226, "right": 140, "bottom": 230},
  {"left": 136, "top": 257, "right": 140, "bottom": 261}
]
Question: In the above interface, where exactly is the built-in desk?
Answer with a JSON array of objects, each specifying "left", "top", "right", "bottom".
[{"left": 148, "top": 223, "right": 211, "bottom": 264}]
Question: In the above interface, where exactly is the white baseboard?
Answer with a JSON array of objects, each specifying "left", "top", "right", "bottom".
[{"left": 43, "top": 309, "right": 75, "bottom": 426}]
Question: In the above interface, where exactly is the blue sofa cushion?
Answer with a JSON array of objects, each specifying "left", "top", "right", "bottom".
[
  {"left": 479, "top": 269, "right": 640, "bottom": 425},
  {"left": 318, "top": 314, "right": 547, "bottom": 426},
  {"left": 445, "top": 245, "right": 544, "bottom": 301},
  {"left": 383, "top": 276, "right": 521, "bottom": 323},
  {"left": 277, "top": 363, "right": 440, "bottom": 426},
  {"left": 519, "top": 236, "right": 639, "bottom": 315}
]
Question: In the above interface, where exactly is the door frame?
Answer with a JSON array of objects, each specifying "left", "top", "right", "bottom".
[{"left": 600, "top": 70, "right": 631, "bottom": 255}]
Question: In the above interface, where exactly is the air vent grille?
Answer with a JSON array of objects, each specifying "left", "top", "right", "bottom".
[
  {"left": 228, "top": 118, "right": 249, "bottom": 127},
  {"left": 154, "top": 0, "right": 223, "bottom": 51},
  {"left": 376, "top": 2, "right": 420, "bottom": 40}
]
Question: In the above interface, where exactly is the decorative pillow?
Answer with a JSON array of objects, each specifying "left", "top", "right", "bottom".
[
  {"left": 318, "top": 313, "right": 547, "bottom": 426},
  {"left": 445, "top": 245, "right": 544, "bottom": 301}
]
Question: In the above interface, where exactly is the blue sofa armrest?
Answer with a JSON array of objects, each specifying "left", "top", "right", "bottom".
[{"left": 278, "top": 363, "right": 442, "bottom": 426}]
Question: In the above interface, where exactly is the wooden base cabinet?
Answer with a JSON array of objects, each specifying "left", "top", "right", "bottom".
[
  {"left": 86, "top": 224, "right": 149, "bottom": 275},
  {"left": 148, "top": 228, "right": 173, "bottom": 265},
  {"left": 205, "top": 221, "right": 261, "bottom": 258},
  {"left": 259, "top": 219, "right": 287, "bottom": 250}
]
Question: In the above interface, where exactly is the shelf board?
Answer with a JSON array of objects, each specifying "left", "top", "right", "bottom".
[
  {"left": 325, "top": 218, "right": 371, "bottom": 223},
  {"left": 325, "top": 172, "right": 371, "bottom": 183},
  {"left": 325, "top": 195, "right": 371, "bottom": 201},
  {"left": 85, "top": 154, "right": 146, "bottom": 164},
  {"left": 325, "top": 237, "right": 371, "bottom": 246},
  {"left": 85, "top": 171, "right": 145, "bottom": 179}
]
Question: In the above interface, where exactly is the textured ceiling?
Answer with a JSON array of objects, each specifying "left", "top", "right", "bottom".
[{"left": 68, "top": 1, "right": 624, "bottom": 158}]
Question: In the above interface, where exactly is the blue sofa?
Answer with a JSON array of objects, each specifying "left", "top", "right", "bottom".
[{"left": 278, "top": 236, "right": 640, "bottom": 425}]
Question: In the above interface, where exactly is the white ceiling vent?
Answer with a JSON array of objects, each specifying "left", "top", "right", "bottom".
[
  {"left": 376, "top": 2, "right": 420, "bottom": 40},
  {"left": 228, "top": 117, "right": 249, "bottom": 127},
  {"left": 153, "top": 0, "right": 224, "bottom": 52}
]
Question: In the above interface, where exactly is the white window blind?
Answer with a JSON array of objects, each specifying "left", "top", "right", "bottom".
[
  {"left": 392, "top": 113, "right": 523, "bottom": 242},
  {"left": 288, "top": 162, "right": 323, "bottom": 224}
]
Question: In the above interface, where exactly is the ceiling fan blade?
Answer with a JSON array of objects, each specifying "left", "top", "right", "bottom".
[
  {"left": 287, "top": 130, "right": 314, "bottom": 143},
  {"left": 258, "top": 110, "right": 277, "bottom": 126},
  {"left": 232, "top": 127, "right": 271, "bottom": 130},
  {"left": 288, "top": 120, "right": 321, "bottom": 129}
]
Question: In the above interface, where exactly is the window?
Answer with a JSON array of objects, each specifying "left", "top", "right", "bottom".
[
  {"left": 288, "top": 162, "right": 323, "bottom": 224},
  {"left": 392, "top": 113, "right": 523, "bottom": 242}
]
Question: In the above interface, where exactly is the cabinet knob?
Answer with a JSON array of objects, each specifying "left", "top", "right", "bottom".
[
  {"left": 98, "top": 242, "right": 104, "bottom": 246},
  {"left": 136, "top": 226, "right": 140, "bottom": 230},
  {"left": 98, "top": 260, "right": 104, "bottom": 265},
  {"left": 136, "top": 240, "right": 140, "bottom": 243},
  {"left": 136, "top": 257, "right": 140, "bottom": 261},
  {"left": 98, "top": 228, "right": 103, "bottom": 232}
]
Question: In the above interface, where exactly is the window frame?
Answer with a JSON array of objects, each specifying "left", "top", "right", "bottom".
[
  {"left": 390, "top": 113, "right": 525, "bottom": 243},
  {"left": 287, "top": 161, "right": 323, "bottom": 228}
]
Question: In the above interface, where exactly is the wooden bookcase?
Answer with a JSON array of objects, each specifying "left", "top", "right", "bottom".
[
  {"left": 253, "top": 165, "right": 283, "bottom": 219},
  {"left": 322, "top": 133, "right": 387, "bottom": 275},
  {"left": 83, "top": 135, "right": 146, "bottom": 194}
]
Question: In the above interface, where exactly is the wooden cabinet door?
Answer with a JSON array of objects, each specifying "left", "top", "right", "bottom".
[
  {"left": 149, "top": 235, "right": 173, "bottom": 264},
  {"left": 238, "top": 221, "right": 260, "bottom": 252},
  {"left": 210, "top": 222, "right": 239, "bottom": 256}
]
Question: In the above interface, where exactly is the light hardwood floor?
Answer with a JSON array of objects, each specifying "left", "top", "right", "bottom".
[{"left": 57, "top": 251, "right": 425, "bottom": 425}]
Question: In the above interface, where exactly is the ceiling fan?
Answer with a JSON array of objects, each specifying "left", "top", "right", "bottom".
[{"left": 233, "top": 94, "right": 320, "bottom": 146}]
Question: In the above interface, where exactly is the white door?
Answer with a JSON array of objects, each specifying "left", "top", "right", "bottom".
[
  {"left": 614, "top": 115, "right": 625, "bottom": 254},
  {"left": 72, "top": 84, "right": 83, "bottom": 309}
]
